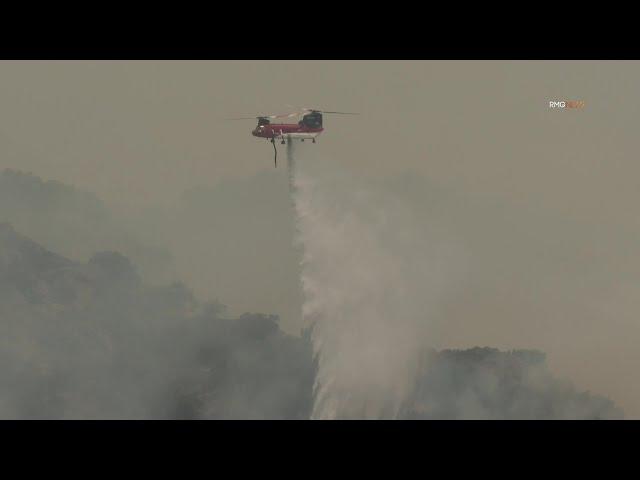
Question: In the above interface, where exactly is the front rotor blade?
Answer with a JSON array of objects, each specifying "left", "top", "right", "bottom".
[{"left": 226, "top": 111, "right": 297, "bottom": 120}]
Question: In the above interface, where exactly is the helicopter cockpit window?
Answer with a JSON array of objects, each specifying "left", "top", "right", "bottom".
[{"left": 302, "top": 113, "right": 322, "bottom": 128}]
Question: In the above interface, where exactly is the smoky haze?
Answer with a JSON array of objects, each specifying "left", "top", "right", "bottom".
[{"left": 0, "top": 61, "right": 638, "bottom": 417}]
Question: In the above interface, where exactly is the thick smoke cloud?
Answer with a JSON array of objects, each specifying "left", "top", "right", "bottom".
[{"left": 0, "top": 168, "right": 623, "bottom": 419}]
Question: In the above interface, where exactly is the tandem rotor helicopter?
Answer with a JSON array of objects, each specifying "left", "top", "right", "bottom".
[{"left": 227, "top": 107, "right": 358, "bottom": 167}]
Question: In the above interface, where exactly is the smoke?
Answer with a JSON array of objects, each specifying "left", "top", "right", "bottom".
[
  {"left": 288, "top": 144, "right": 460, "bottom": 419},
  {"left": 0, "top": 167, "right": 624, "bottom": 419}
]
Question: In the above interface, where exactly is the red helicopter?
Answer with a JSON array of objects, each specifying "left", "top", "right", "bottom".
[{"left": 228, "top": 107, "right": 358, "bottom": 166}]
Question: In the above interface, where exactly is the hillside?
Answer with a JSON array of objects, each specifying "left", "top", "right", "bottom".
[
  {"left": 0, "top": 223, "right": 314, "bottom": 419},
  {"left": 0, "top": 169, "right": 173, "bottom": 283}
]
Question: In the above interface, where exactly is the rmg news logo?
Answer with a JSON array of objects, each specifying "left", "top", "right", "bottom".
[{"left": 549, "top": 100, "right": 585, "bottom": 109}]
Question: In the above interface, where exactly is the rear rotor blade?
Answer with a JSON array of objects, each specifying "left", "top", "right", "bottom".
[
  {"left": 320, "top": 111, "right": 359, "bottom": 115},
  {"left": 295, "top": 107, "right": 359, "bottom": 115}
]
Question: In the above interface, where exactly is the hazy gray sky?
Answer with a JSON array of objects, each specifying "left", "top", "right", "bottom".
[
  {"left": 1, "top": 61, "right": 638, "bottom": 219},
  {"left": 1, "top": 61, "right": 639, "bottom": 416}
]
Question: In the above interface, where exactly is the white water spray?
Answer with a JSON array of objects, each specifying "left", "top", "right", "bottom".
[{"left": 287, "top": 144, "right": 456, "bottom": 419}]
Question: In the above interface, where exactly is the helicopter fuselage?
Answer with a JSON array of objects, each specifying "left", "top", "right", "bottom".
[{"left": 252, "top": 123, "right": 324, "bottom": 141}]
